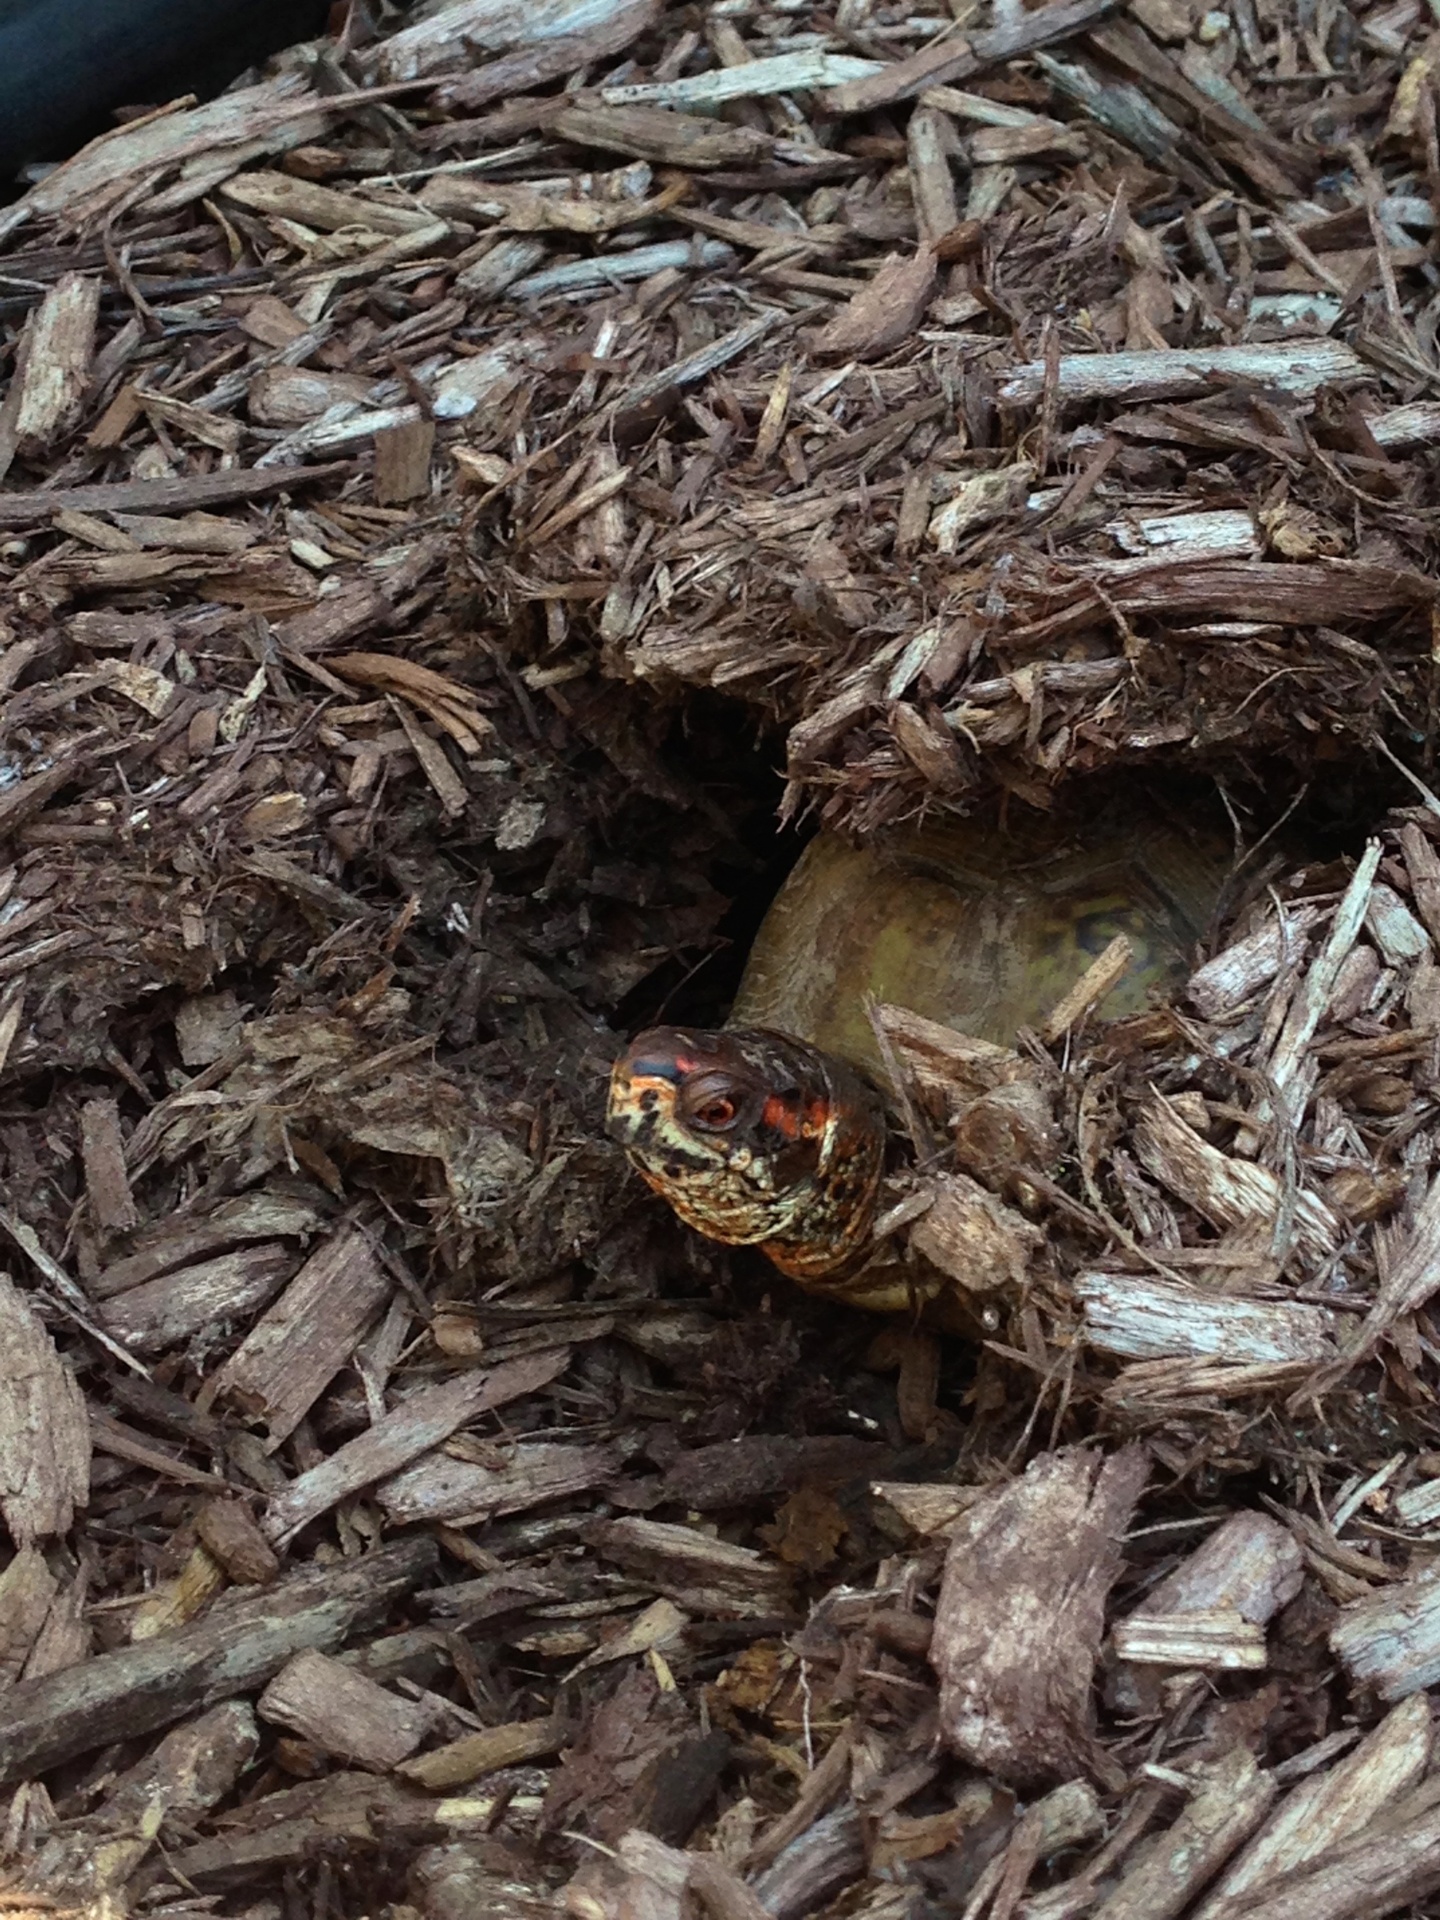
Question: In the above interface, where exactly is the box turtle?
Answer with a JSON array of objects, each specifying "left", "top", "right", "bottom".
[{"left": 607, "top": 812, "right": 1228, "bottom": 1307}]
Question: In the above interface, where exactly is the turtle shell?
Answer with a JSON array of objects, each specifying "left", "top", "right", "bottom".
[{"left": 728, "top": 813, "right": 1228, "bottom": 1081}]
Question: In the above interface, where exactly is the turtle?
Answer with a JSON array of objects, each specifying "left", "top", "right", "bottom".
[{"left": 606, "top": 809, "right": 1230, "bottom": 1308}]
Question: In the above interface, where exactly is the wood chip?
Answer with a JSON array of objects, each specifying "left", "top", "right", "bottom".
[
  {"left": 193, "top": 1498, "right": 282, "bottom": 1586},
  {"left": 0, "top": 1272, "right": 89, "bottom": 1545},
  {"left": 551, "top": 103, "right": 777, "bottom": 168},
  {"left": 1331, "top": 1562, "right": 1440, "bottom": 1699},
  {"left": 999, "top": 340, "right": 1368, "bottom": 407},
  {"left": 9, "top": 272, "right": 101, "bottom": 461},
  {"left": 204, "top": 1220, "right": 392, "bottom": 1446},
  {"left": 0, "top": 1537, "right": 435, "bottom": 1786},
  {"left": 374, "top": 416, "right": 437, "bottom": 504},
  {"left": 0, "top": 463, "right": 352, "bottom": 528},
  {"left": 1196, "top": 1694, "right": 1432, "bottom": 1920},
  {"left": 1090, "top": 1746, "right": 1276, "bottom": 1920},
  {"left": 258, "top": 1647, "right": 429, "bottom": 1770},
  {"left": 80, "top": 1096, "right": 138, "bottom": 1235},
  {"left": 822, "top": 0, "right": 1120, "bottom": 112},
  {"left": 1076, "top": 1273, "right": 1340, "bottom": 1365},
  {"left": 262, "top": 1347, "right": 571, "bottom": 1547},
  {"left": 931, "top": 1446, "right": 1148, "bottom": 1782},
  {"left": 397, "top": 1715, "right": 564, "bottom": 1791},
  {"left": 812, "top": 246, "right": 937, "bottom": 359},
  {"left": 101, "top": 1244, "right": 297, "bottom": 1355}
]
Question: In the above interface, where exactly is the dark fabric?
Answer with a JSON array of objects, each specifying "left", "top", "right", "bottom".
[{"left": 0, "top": 0, "right": 332, "bottom": 178}]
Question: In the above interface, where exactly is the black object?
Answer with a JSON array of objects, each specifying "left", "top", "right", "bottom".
[{"left": 0, "top": 0, "right": 333, "bottom": 181}]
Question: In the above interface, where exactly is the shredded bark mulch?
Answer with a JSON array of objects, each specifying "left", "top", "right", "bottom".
[{"left": 4, "top": 0, "right": 1440, "bottom": 1916}]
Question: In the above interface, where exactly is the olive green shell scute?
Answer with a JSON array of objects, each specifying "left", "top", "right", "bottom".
[{"left": 729, "top": 813, "right": 1229, "bottom": 1080}]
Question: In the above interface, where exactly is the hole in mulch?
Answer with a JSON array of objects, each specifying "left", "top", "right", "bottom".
[
  {"left": 619, "top": 732, "right": 1420, "bottom": 1049},
  {"left": 614, "top": 697, "right": 807, "bottom": 1035}
]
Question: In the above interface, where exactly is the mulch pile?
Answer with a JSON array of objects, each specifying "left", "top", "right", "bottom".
[{"left": 3, "top": 0, "right": 1440, "bottom": 1916}]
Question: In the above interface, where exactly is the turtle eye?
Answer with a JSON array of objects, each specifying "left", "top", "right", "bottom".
[{"left": 681, "top": 1072, "right": 746, "bottom": 1132}]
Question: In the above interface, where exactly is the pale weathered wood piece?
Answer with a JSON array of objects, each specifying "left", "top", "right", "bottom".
[
  {"left": 907, "top": 1172, "right": 1043, "bottom": 1303},
  {"left": 1199, "top": 1780, "right": 1440, "bottom": 1920},
  {"left": 821, "top": 0, "right": 1119, "bottom": 113},
  {"left": 931, "top": 1446, "right": 1149, "bottom": 1782},
  {"left": 101, "top": 1244, "right": 297, "bottom": 1354},
  {"left": 1089, "top": 1746, "right": 1276, "bottom": 1920},
  {"left": 1330, "top": 1562, "right": 1440, "bottom": 1699},
  {"left": 414, "top": 1840, "right": 562, "bottom": 1920},
  {"left": 378, "top": 1439, "right": 622, "bottom": 1525},
  {"left": 601, "top": 50, "right": 878, "bottom": 108},
  {"left": 872, "top": 1481, "right": 984, "bottom": 1537},
  {"left": 0, "top": 1536, "right": 435, "bottom": 1785},
  {"left": 1247, "top": 841, "right": 1382, "bottom": 1139},
  {"left": 10, "top": 273, "right": 101, "bottom": 462},
  {"left": 587, "top": 1517, "right": 792, "bottom": 1617},
  {"left": 255, "top": 400, "right": 428, "bottom": 467},
  {"left": 112, "top": 510, "right": 255, "bottom": 552},
  {"left": 91, "top": 1194, "right": 323, "bottom": 1299},
  {"left": 566, "top": 1829, "right": 692, "bottom": 1920},
  {"left": 1114, "top": 500, "right": 1262, "bottom": 554},
  {"left": 0, "top": 1547, "right": 58, "bottom": 1687},
  {"left": 1111, "top": 1604, "right": 1267, "bottom": 1670},
  {"left": 1134, "top": 1093, "right": 1340, "bottom": 1266},
  {"left": 248, "top": 366, "right": 374, "bottom": 426},
  {"left": 205, "top": 1219, "right": 392, "bottom": 1446},
  {"left": 1365, "top": 883, "right": 1429, "bottom": 967},
  {"left": 877, "top": 1003, "right": 1035, "bottom": 1097},
  {"left": 1195, "top": 1694, "right": 1432, "bottom": 1920},
  {"left": 1353, "top": 1169, "right": 1440, "bottom": 1348},
  {"left": 748, "top": 1805, "right": 867, "bottom": 1917},
  {"left": 1076, "top": 1273, "right": 1339, "bottom": 1364},
  {"left": 1187, "top": 908, "right": 1321, "bottom": 1019},
  {"left": 258, "top": 1647, "right": 428, "bottom": 1770},
  {"left": 1393, "top": 1476, "right": 1440, "bottom": 1527},
  {"left": 1111, "top": 1512, "right": 1300, "bottom": 1696},
  {"left": 1038, "top": 933, "right": 1133, "bottom": 1040},
  {"left": 549, "top": 102, "right": 775, "bottom": 168},
  {"left": 221, "top": 169, "right": 437, "bottom": 234},
  {"left": 1138, "top": 1511, "right": 1305, "bottom": 1622},
  {"left": 999, "top": 340, "right": 1367, "bottom": 407},
  {"left": 364, "top": 0, "right": 642, "bottom": 80},
  {"left": 431, "top": 0, "right": 659, "bottom": 111},
  {"left": 960, "top": 1780, "right": 1103, "bottom": 1919},
  {"left": 1369, "top": 401, "right": 1440, "bottom": 448},
  {"left": 0, "top": 1271, "right": 89, "bottom": 1544},
  {"left": 262, "top": 1347, "right": 571, "bottom": 1546},
  {"left": 906, "top": 107, "right": 961, "bottom": 247},
  {"left": 0, "top": 73, "right": 335, "bottom": 237}
]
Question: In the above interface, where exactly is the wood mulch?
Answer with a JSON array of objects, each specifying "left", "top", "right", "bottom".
[{"left": 3, "top": 1, "right": 1440, "bottom": 1917}]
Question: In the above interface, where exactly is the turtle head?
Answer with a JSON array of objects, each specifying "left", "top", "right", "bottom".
[{"left": 606, "top": 1025, "right": 887, "bottom": 1284}]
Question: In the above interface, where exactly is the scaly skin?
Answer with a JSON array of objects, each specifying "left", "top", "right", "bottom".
[{"left": 606, "top": 1025, "right": 887, "bottom": 1288}]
